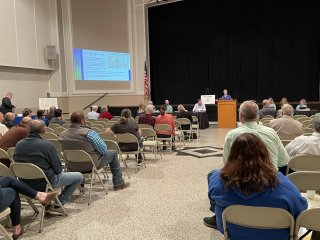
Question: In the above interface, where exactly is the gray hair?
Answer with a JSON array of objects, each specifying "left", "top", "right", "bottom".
[
  {"left": 239, "top": 101, "right": 259, "bottom": 122},
  {"left": 282, "top": 104, "right": 294, "bottom": 116},
  {"left": 312, "top": 114, "right": 320, "bottom": 133},
  {"left": 262, "top": 99, "right": 269, "bottom": 107},
  {"left": 177, "top": 104, "right": 185, "bottom": 112},
  {"left": 101, "top": 106, "right": 108, "bottom": 112},
  {"left": 145, "top": 104, "right": 154, "bottom": 114},
  {"left": 28, "top": 119, "right": 46, "bottom": 134},
  {"left": 92, "top": 105, "right": 98, "bottom": 111}
]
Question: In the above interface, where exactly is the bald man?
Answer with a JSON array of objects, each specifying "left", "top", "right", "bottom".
[
  {"left": 2, "top": 112, "right": 15, "bottom": 129},
  {"left": 259, "top": 99, "right": 277, "bottom": 119},
  {"left": 14, "top": 120, "right": 83, "bottom": 210}
]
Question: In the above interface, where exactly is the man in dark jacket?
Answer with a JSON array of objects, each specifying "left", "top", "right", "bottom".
[
  {"left": 14, "top": 120, "right": 83, "bottom": 207},
  {"left": 1, "top": 92, "right": 15, "bottom": 114}
]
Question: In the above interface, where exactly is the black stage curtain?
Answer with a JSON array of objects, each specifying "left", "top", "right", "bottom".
[{"left": 148, "top": 0, "right": 320, "bottom": 105}]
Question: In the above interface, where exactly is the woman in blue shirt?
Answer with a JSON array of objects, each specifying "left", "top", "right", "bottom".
[{"left": 207, "top": 133, "right": 308, "bottom": 240}]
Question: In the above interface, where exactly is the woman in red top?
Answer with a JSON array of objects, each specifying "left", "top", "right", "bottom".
[
  {"left": 99, "top": 106, "right": 113, "bottom": 120},
  {"left": 155, "top": 105, "right": 175, "bottom": 150}
]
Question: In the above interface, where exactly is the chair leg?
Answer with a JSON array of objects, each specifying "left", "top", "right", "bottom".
[
  {"left": 39, "top": 205, "right": 46, "bottom": 233},
  {"left": 94, "top": 170, "right": 108, "bottom": 195},
  {"left": 120, "top": 155, "right": 130, "bottom": 179},
  {"left": 88, "top": 172, "right": 93, "bottom": 205},
  {"left": 26, "top": 197, "right": 39, "bottom": 216},
  {"left": 0, "top": 222, "right": 12, "bottom": 239}
]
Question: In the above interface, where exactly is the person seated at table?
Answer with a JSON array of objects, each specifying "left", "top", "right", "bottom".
[
  {"left": 176, "top": 104, "right": 193, "bottom": 130},
  {"left": 192, "top": 99, "right": 206, "bottom": 112},
  {"left": 220, "top": 89, "right": 232, "bottom": 100},
  {"left": 51, "top": 109, "right": 66, "bottom": 126},
  {"left": 87, "top": 105, "right": 100, "bottom": 120},
  {"left": 165, "top": 99, "right": 173, "bottom": 113},
  {"left": 138, "top": 104, "right": 155, "bottom": 127},
  {"left": 270, "top": 104, "right": 303, "bottom": 138},
  {"left": 296, "top": 99, "right": 309, "bottom": 111},
  {"left": 105, "top": 108, "right": 143, "bottom": 162},
  {"left": 285, "top": 114, "right": 320, "bottom": 158},
  {"left": 2, "top": 112, "right": 15, "bottom": 129},
  {"left": 36, "top": 110, "right": 49, "bottom": 126},
  {"left": 268, "top": 97, "right": 276, "bottom": 111},
  {"left": 205, "top": 133, "right": 308, "bottom": 240},
  {"left": 137, "top": 103, "right": 145, "bottom": 116},
  {"left": 155, "top": 105, "right": 176, "bottom": 150},
  {"left": 148, "top": 100, "right": 156, "bottom": 113},
  {"left": 0, "top": 176, "right": 58, "bottom": 240},
  {"left": 277, "top": 97, "right": 288, "bottom": 116},
  {"left": 259, "top": 99, "right": 277, "bottom": 119},
  {"left": 99, "top": 106, "right": 113, "bottom": 120}
]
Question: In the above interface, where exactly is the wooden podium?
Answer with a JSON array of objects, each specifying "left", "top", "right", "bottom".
[{"left": 218, "top": 100, "right": 237, "bottom": 128}]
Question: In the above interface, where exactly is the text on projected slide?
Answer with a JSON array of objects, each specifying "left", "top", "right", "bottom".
[{"left": 73, "top": 48, "right": 131, "bottom": 81}]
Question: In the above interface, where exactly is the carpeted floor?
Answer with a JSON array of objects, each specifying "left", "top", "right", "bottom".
[{"left": 17, "top": 126, "right": 231, "bottom": 240}]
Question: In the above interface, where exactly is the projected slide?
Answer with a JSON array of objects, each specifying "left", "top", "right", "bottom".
[{"left": 73, "top": 48, "right": 131, "bottom": 81}]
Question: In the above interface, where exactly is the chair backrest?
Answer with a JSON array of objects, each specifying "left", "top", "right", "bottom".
[
  {"left": 0, "top": 148, "right": 12, "bottom": 162},
  {"left": 138, "top": 124, "right": 153, "bottom": 129},
  {"left": 61, "top": 123, "right": 71, "bottom": 129},
  {"left": 116, "top": 133, "right": 139, "bottom": 145},
  {"left": 90, "top": 126, "right": 102, "bottom": 133},
  {"left": 295, "top": 208, "right": 320, "bottom": 237},
  {"left": 293, "top": 115, "right": 307, "bottom": 119},
  {"left": 0, "top": 163, "right": 14, "bottom": 177},
  {"left": 296, "top": 117, "right": 310, "bottom": 123},
  {"left": 63, "top": 150, "right": 95, "bottom": 168},
  {"left": 91, "top": 123, "right": 105, "bottom": 130},
  {"left": 303, "top": 127, "right": 314, "bottom": 134},
  {"left": 10, "top": 162, "right": 49, "bottom": 181},
  {"left": 277, "top": 133, "right": 295, "bottom": 140},
  {"left": 301, "top": 119, "right": 312, "bottom": 127},
  {"left": 222, "top": 205, "right": 294, "bottom": 240},
  {"left": 6, "top": 147, "right": 15, "bottom": 160},
  {"left": 281, "top": 140, "right": 291, "bottom": 147},
  {"left": 286, "top": 155, "right": 320, "bottom": 174},
  {"left": 48, "top": 123, "right": 61, "bottom": 129},
  {"left": 54, "top": 127, "right": 66, "bottom": 136},
  {"left": 94, "top": 121, "right": 107, "bottom": 127},
  {"left": 174, "top": 120, "right": 182, "bottom": 130},
  {"left": 47, "top": 139, "right": 62, "bottom": 153},
  {"left": 111, "top": 117, "right": 120, "bottom": 121},
  {"left": 261, "top": 115, "right": 274, "bottom": 119},
  {"left": 140, "top": 128, "right": 156, "bottom": 139},
  {"left": 98, "top": 133, "right": 117, "bottom": 142},
  {"left": 154, "top": 123, "right": 172, "bottom": 132},
  {"left": 104, "top": 140, "right": 121, "bottom": 153},
  {"left": 261, "top": 117, "right": 274, "bottom": 122},
  {"left": 45, "top": 127, "right": 55, "bottom": 133},
  {"left": 192, "top": 115, "right": 199, "bottom": 123},
  {"left": 176, "top": 118, "right": 191, "bottom": 126},
  {"left": 287, "top": 171, "right": 320, "bottom": 191},
  {"left": 43, "top": 132, "right": 59, "bottom": 140}
]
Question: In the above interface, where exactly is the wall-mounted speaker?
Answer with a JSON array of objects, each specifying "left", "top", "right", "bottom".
[{"left": 46, "top": 45, "right": 57, "bottom": 60}]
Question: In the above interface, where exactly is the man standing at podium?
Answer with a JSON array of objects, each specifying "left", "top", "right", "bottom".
[{"left": 220, "top": 89, "right": 232, "bottom": 100}]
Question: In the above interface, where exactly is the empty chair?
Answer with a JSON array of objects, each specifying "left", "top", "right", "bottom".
[
  {"left": 261, "top": 115, "right": 274, "bottom": 119},
  {"left": 294, "top": 208, "right": 320, "bottom": 240},
  {"left": 222, "top": 205, "right": 295, "bottom": 240},
  {"left": 45, "top": 127, "right": 55, "bottom": 133},
  {"left": 301, "top": 119, "right": 312, "bottom": 128},
  {"left": 90, "top": 126, "right": 102, "bottom": 133},
  {"left": 140, "top": 128, "right": 162, "bottom": 162},
  {"left": 63, "top": 150, "right": 108, "bottom": 205},
  {"left": 94, "top": 120, "right": 107, "bottom": 127},
  {"left": 191, "top": 115, "right": 200, "bottom": 138},
  {"left": 277, "top": 133, "right": 295, "bottom": 141},
  {"left": 286, "top": 155, "right": 320, "bottom": 175},
  {"left": 303, "top": 127, "right": 313, "bottom": 135},
  {"left": 61, "top": 123, "right": 71, "bottom": 129},
  {"left": 90, "top": 123, "right": 105, "bottom": 131},
  {"left": 138, "top": 124, "right": 153, "bottom": 129},
  {"left": 174, "top": 120, "right": 185, "bottom": 146},
  {"left": 42, "top": 132, "right": 59, "bottom": 140},
  {"left": 287, "top": 171, "right": 320, "bottom": 192},
  {"left": 48, "top": 123, "right": 61, "bottom": 130},
  {"left": 176, "top": 118, "right": 192, "bottom": 142},
  {"left": 10, "top": 162, "right": 67, "bottom": 232},
  {"left": 54, "top": 127, "right": 66, "bottom": 136},
  {"left": 99, "top": 133, "right": 117, "bottom": 141}
]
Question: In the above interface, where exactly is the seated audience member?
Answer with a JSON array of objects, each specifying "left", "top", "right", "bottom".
[
  {"left": 165, "top": 99, "right": 173, "bottom": 113},
  {"left": 138, "top": 104, "right": 155, "bottom": 127},
  {"left": 204, "top": 133, "right": 307, "bottom": 240},
  {"left": 1, "top": 92, "right": 15, "bottom": 114},
  {"left": 106, "top": 109, "right": 143, "bottom": 161},
  {"left": 285, "top": 114, "right": 320, "bottom": 158},
  {"left": 176, "top": 104, "right": 193, "bottom": 130},
  {"left": 137, "top": 103, "right": 145, "bottom": 116},
  {"left": 270, "top": 104, "right": 303, "bottom": 138},
  {"left": 155, "top": 105, "right": 176, "bottom": 150},
  {"left": 296, "top": 99, "right": 309, "bottom": 110},
  {"left": 220, "top": 89, "right": 232, "bottom": 100},
  {"left": 87, "top": 105, "right": 100, "bottom": 120},
  {"left": 60, "top": 111, "right": 129, "bottom": 190},
  {"left": 0, "top": 176, "right": 58, "bottom": 240},
  {"left": 2, "top": 112, "right": 15, "bottom": 129},
  {"left": 36, "top": 110, "right": 49, "bottom": 126},
  {"left": 99, "top": 106, "right": 113, "bottom": 120},
  {"left": 277, "top": 97, "right": 288, "bottom": 116},
  {"left": 13, "top": 108, "right": 35, "bottom": 126},
  {"left": 268, "top": 97, "right": 276, "bottom": 111},
  {"left": 47, "top": 106, "right": 56, "bottom": 121},
  {"left": 0, "top": 112, "right": 8, "bottom": 136},
  {"left": 148, "top": 100, "right": 156, "bottom": 113},
  {"left": 192, "top": 99, "right": 206, "bottom": 112},
  {"left": 259, "top": 99, "right": 277, "bottom": 119},
  {"left": 14, "top": 120, "right": 83, "bottom": 210},
  {"left": 223, "top": 101, "right": 289, "bottom": 172},
  {"left": 51, "top": 109, "right": 65, "bottom": 126}
]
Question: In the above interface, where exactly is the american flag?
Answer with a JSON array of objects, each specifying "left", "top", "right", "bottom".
[{"left": 144, "top": 61, "right": 150, "bottom": 98}]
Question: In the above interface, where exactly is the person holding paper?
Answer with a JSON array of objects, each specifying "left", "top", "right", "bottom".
[
  {"left": 220, "top": 89, "right": 232, "bottom": 100},
  {"left": 193, "top": 99, "right": 206, "bottom": 112}
]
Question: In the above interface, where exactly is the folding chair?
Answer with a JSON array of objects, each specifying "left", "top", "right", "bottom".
[
  {"left": 140, "top": 128, "right": 162, "bottom": 163},
  {"left": 287, "top": 171, "right": 320, "bottom": 192},
  {"left": 90, "top": 126, "right": 102, "bottom": 133},
  {"left": 43, "top": 132, "right": 58, "bottom": 140},
  {"left": 45, "top": 127, "right": 55, "bottom": 133},
  {"left": 99, "top": 133, "right": 117, "bottom": 142},
  {"left": 61, "top": 123, "right": 71, "bottom": 129},
  {"left": 63, "top": 150, "right": 108, "bottom": 205},
  {"left": 261, "top": 115, "right": 274, "bottom": 119},
  {"left": 0, "top": 208, "right": 11, "bottom": 240},
  {"left": 48, "top": 123, "right": 61, "bottom": 130},
  {"left": 294, "top": 208, "right": 320, "bottom": 240},
  {"left": 0, "top": 148, "right": 14, "bottom": 164},
  {"left": 154, "top": 124, "right": 174, "bottom": 153},
  {"left": 54, "top": 127, "right": 66, "bottom": 136},
  {"left": 303, "top": 127, "right": 313, "bottom": 136},
  {"left": 277, "top": 133, "right": 295, "bottom": 141},
  {"left": 192, "top": 115, "right": 200, "bottom": 138},
  {"left": 10, "top": 163, "right": 67, "bottom": 232},
  {"left": 94, "top": 121, "right": 107, "bottom": 127},
  {"left": 176, "top": 118, "right": 192, "bottom": 142},
  {"left": 104, "top": 140, "right": 130, "bottom": 179},
  {"left": 138, "top": 124, "right": 153, "bottom": 129},
  {"left": 286, "top": 155, "right": 320, "bottom": 175},
  {"left": 6, "top": 147, "right": 15, "bottom": 161},
  {"left": 222, "top": 205, "right": 294, "bottom": 240},
  {"left": 174, "top": 120, "right": 185, "bottom": 146},
  {"left": 91, "top": 123, "right": 105, "bottom": 131},
  {"left": 116, "top": 133, "right": 146, "bottom": 173}
]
